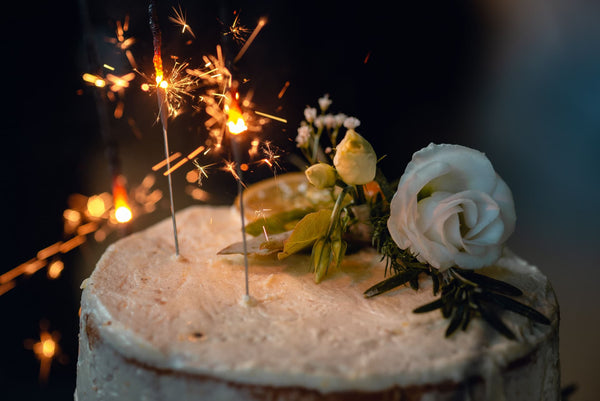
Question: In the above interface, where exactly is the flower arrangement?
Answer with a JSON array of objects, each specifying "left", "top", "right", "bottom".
[{"left": 224, "top": 95, "right": 550, "bottom": 339}]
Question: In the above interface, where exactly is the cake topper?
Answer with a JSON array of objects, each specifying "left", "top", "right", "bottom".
[{"left": 222, "top": 95, "right": 551, "bottom": 339}]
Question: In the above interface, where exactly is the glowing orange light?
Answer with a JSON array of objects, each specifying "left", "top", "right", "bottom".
[
  {"left": 26, "top": 322, "right": 62, "bottom": 384},
  {"left": 112, "top": 175, "right": 132, "bottom": 223},
  {"left": 86, "top": 196, "right": 106, "bottom": 218},
  {"left": 226, "top": 88, "right": 247, "bottom": 135},
  {"left": 82, "top": 73, "right": 106, "bottom": 88},
  {"left": 47, "top": 260, "right": 64, "bottom": 279}
]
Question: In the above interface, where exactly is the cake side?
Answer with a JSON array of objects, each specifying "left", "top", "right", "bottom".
[{"left": 76, "top": 205, "right": 559, "bottom": 400}]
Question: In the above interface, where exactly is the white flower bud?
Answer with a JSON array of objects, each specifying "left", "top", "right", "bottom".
[
  {"left": 318, "top": 94, "right": 332, "bottom": 112},
  {"left": 296, "top": 125, "right": 310, "bottom": 147},
  {"left": 334, "top": 113, "right": 347, "bottom": 128},
  {"left": 304, "top": 107, "right": 317, "bottom": 123},
  {"left": 305, "top": 163, "right": 337, "bottom": 189},
  {"left": 343, "top": 117, "right": 360, "bottom": 130},
  {"left": 333, "top": 129, "right": 377, "bottom": 185},
  {"left": 323, "top": 114, "right": 335, "bottom": 129},
  {"left": 314, "top": 115, "right": 325, "bottom": 129}
]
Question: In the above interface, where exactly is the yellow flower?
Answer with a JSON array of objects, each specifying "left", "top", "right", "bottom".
[{"left": 333, "top": 129, "right": 376, "bottom": 185}]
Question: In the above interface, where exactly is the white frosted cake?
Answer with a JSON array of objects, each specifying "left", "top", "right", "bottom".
[{"left": 76, "top": 205, "right": 560, "bottom": 401}]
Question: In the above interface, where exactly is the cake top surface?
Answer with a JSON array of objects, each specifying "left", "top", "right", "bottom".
[{"left": 81, "top": 205, "right": 558, "bottom": 392}]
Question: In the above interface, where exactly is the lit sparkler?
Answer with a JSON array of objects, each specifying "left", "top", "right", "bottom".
[
  {"left": 1, "top": 173, "right": 163, "bottom": 298},
  {"left": 226, "top": 82, "right": 252, "bottom": 301},
  {"left": 24, "top": 320, "right": 63, "bottom": 384},
  {"left": 139, "top": 60, "right": 200, "bottom": 119},
  {"left": 150, "top": 1, "right": 179, "bottom": 256}
]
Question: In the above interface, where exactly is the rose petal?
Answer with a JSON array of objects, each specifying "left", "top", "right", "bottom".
[
  {"left": 491, "top": 175, "right": 516, "bottom": 242},
  {"left": 464, "top": 216, "right": 505, "bottom": 247},
  {"left": 454, "top": 245, "right": 502, "bottom": 269},
  {"left": 406, "top": 144, "right": 497, "bottom": 194}
]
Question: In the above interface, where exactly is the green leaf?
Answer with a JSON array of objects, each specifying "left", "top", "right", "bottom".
[
  {"left": 456, "top": 269, "right": 523, "bottom": 297},
  {"left": 245, "top": 208, "right": 314, "bottom": 237},
  {"left": 277, "top": 209, "right": 332, "bottom": 260},
  {"left": 477, "top": 291, "right": 551, "bottom": 325},
  {"left": 217, "top": 231, "right": 291, "bottom": 256},
  {"left": 363, "top": 270, "right": 421, "bottom": 298},
  {"left": 413, "top": 298, "right": 444, "bottom": 314},
  {"left": 478, "top": 301, "right": 516, "bottom": 340},
  {"left": 445, "top": 303, "right": 466, "bottom": 337}
]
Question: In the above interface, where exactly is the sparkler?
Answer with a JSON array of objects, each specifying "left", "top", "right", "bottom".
[
  {"left": 150, "top": 1, "right": 179, "bottom": 256},
  {"left": 1, "top": 173, "right": 163, "bottom": 298},
  {"left": 24, "top": 320, "right": 63, "bottom": 384},
  {"left": 226, "top": 82, "right": 252, "bottom": 301}
]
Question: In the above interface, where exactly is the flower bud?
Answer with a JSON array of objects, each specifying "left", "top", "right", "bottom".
[
  {"left": 333, "top": 129, "right": 377, "bottom": 185},
  {"left": 311, "top": 238, "right": 332, "bottom": 283},
  {"left": 305, "top": 163, "right": 337, "bottom": 189}
]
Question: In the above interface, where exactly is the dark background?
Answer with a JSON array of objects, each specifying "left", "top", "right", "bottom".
[{"left": 2, "top": 0, "right": 599, "bottom": 400}]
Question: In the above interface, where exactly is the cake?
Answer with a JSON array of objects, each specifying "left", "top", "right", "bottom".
[{"left": 75, "top": 205, "right": 560, "bottom": 401}]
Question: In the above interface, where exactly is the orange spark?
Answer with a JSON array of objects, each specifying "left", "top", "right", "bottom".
[
  {"left": 152, "top": 152, "right": 182, "bottom": 171},
  {"left": 278, "top": 81, "right": 290, "bottom": 98},
  {"left": 221, "top": 160, "right": 246, "bottom": 187},
  {"left": 233, "top": 17, "right": 267, "bottom": 63}
]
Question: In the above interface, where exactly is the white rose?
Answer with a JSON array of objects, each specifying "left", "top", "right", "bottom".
[{"left": 387, "top": 143, "right": 516, "bottom": 270}]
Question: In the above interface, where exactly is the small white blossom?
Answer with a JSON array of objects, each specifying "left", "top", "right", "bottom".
[
  {"left": 318, "top": 94, "right": 332, "bottom": 112},
  {"left": 296, "top": 125, "right": 310, "bottom": 147},
  {"left": 334, "top": 113, "right": 347, "bottom": 128},
  {"left": 304, "top": 107, "right": 317, "bottom": 123},
  {"left": 314, "top": 115, "right": 325, "bottom": 130},
  {"left": 343, "top": 116, "right": 361, "bottom": 130},
  {"left": 323, "top": 114, "right": 335, "bottom": 129}
]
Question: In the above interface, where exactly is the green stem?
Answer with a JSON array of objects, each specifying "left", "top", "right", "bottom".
[
  {"left": 326, "top": 185, "right": 354, "bottom": 238},
  {"left": 356, "top": 185, "right": 366, "bottom": 204}
]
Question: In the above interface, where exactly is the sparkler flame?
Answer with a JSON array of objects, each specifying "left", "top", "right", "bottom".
[
  {"left": 226, "top": 86, "right": 247, "bottom": 135},
  {"left": 112, "top": 175, "right": 132, "bottom": 223}
]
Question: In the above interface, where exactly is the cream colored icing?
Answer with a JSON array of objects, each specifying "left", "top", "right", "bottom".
[{"left": 76, "top": 205, "right": 560, "bottom": 400}]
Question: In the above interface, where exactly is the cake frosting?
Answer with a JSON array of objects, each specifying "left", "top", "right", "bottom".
[{"left": 76, "top": 205, "right": 560, "bottom": 400}]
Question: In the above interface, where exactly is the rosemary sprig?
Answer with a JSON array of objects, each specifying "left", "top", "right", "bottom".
[{"left": 411, "top": 267, "right": 551, "bottom": 339}]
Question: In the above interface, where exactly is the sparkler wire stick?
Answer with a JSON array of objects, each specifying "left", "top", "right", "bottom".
[
  {"left": 231, "top": 137, "right": 250, "bottom": 298},
  {"left": 150, "top": 1, "right": 180, "bottom": 256}
]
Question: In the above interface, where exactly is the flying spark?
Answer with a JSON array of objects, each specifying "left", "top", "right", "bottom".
[
  {"left": 222, "top": 12, "right": 251, "bottom": 44},
  {"left": 169, "top": 5, "right": 196, "bottom": 38}
]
